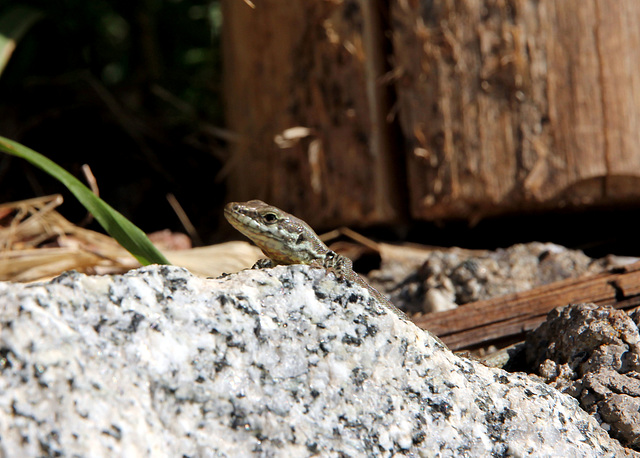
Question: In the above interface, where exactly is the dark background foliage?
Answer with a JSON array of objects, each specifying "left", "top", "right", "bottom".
[{"left": 0, "top": 0, "right": 227, "bottom": 242}]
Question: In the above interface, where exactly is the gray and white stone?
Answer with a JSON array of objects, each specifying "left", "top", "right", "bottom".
[
  {"left": 0, "top": 265, "right": 632, "bottom": 456},
  {"left": 371, "top": 242, "right": 636, "bottom": 314}
]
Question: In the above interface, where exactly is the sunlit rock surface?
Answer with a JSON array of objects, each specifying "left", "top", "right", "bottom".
[{"left": 0, "top": 265, "right": 630, "bottom": 456}]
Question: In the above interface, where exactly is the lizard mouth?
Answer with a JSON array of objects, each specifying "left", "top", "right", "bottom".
[{"left": 224, "top": 203, "right": 262, "bottom": 239}]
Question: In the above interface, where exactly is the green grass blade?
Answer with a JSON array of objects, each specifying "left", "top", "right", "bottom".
[
  {"left": 0, "top": 5, "right": 44, "bottom": 77},
  {"left": 0, "top": 136, "right": 170, "bottom": 266}
]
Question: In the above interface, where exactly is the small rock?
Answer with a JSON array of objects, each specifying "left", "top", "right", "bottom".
[
  {"left": 526, "top": 303, "right": 640, "bottom": 450},
  {"left": 371, "top": 242, "right": 619, "bottom": 314}
]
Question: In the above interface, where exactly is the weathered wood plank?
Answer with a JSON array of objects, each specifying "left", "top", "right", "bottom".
[{"left": 413, "top": 261, "right": 640, "bottom": 350}]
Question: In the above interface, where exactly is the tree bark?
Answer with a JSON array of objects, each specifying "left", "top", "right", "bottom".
[
  {"left": 392, "top": 0, "right": 640, "bottom": 221},
  {"left": 223, "top": 0, "right": 640, "bottom": 225},
  {"left": 222, "top": 0, "right": 401, "bottom": 228}
]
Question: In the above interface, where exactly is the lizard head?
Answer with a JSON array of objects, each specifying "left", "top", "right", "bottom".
[{"left": 224, "top": 200, "right": 321, "bottom": 264}]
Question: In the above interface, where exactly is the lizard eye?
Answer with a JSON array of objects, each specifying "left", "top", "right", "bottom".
[{"left": 263, "top": 212, "right": 278, "bottom": 223}]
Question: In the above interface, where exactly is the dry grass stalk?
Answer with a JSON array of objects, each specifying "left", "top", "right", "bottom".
[{"left": 0, "top": 194, "right": 263, "bottom": 282}]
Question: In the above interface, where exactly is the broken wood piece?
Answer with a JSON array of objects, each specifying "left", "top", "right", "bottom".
[{"left": 413, "top": 261, "right": 640, "bottom": 351}]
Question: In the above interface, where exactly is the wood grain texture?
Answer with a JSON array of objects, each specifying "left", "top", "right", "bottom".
[
  {"left": 392, "top": 0, "right": 640, "bottom": 221},
  {"left": 414, "top": 261, "right": 640, "bottom": 350},
  {"left": 222, "top": 0, "right": 401, "bottom": 228}
]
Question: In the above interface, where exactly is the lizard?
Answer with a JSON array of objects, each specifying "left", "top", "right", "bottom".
[
  {"left": 224, "top": 200, "right": 520, "bottom": 367},
  {"left": 223, "top": 200, "right": 409, "bottom": 321}
]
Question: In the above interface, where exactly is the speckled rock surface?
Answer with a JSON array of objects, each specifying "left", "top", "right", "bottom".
[
  {"left": 526, "top": 303, "right": 640, "bottom": 451},
  {"left": 0, "top": 266, "right": 631, "bottom": 456}
]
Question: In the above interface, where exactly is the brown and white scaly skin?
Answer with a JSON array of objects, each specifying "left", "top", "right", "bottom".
[{"left": 224, "top": 200, "right": 408, "bottom": 320}]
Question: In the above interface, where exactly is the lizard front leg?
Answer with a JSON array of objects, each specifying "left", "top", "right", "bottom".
[
  {"left": 322, "top": 250, "right": 354, "bottom": 282},
  {"left": 252, "top": 258, "right": 276, "bottom": 269}
]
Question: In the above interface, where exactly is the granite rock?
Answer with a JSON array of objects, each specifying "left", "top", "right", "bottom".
[{"left": 0, "top": 266, "right": 632, "bottom": 456}]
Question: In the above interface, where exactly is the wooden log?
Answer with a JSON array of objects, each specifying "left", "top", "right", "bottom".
[
  {"left": 222, "top": 0, "right": 402, "bottom": 228},
  {"left": 391, "top": 0, "right": 640, "bottom": 221},
  {"left": 413, "top": 261, "right": 640, "bottom": 350}
]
